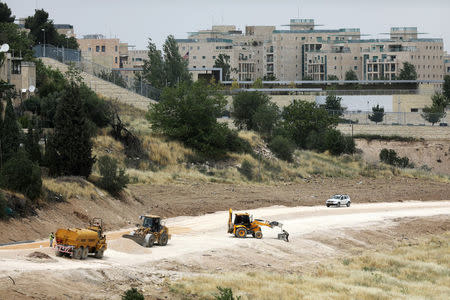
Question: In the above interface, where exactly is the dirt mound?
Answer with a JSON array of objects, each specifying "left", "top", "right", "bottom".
[
  {"left": 27, "top": 251, "right": 52, "bottom": 260},
  {"left": 108, "top": 237, "right": 153, "bottom": 254}
]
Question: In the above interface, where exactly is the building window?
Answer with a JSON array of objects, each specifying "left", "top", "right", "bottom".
[
  {"left": 212, "top": 56, "right": 216, "bottom": 59},
  {"left": 115, "top": 45, "right": 118, "bottom": 52},
  {"left": 202, "top": 56, "right": 205, "bottom": 59},
  {"left": 197, "top": 46, "right": 200, "bottom": 50},
  {"left": 96, "top": 45, "right": 100, "bottom": 52},
  {"left": 354, "top": 57, "right": 358, "bottom": 60},
  {"left": 193, "top": 66, "right": 196, "bottom": 68},
  {"left": 193, "top": 56, "right": 196, "bottom": 59},
  {"left": 354, "top": 66, "right": 358, "bottom": 70},
  {"left": 115, "top": 57, "right": 117, "bottom": 63},
  {"left": 202, "top": 65, "right": 205, "bottom": 68},
  {"left": 101, "top": 45, "right": 105, "bottom": 52},
  {"left": 88, "top": 47, "right": 91, "bottom": 52}
]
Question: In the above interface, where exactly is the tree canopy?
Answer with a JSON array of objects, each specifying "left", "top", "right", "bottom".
[
  {"left": 421, "top": 92, "right": 448, "bottom": 125},
  {"left": 214, "top": 54, "right": 231, "bottom": 81},
  {"left": 345, "top": 70, "right": 358, "bottom": 81},
  {"left": 398, "top": 62, "right": 417, "bottom": 80},
  {"left": 368, "top": 104, "right": 385, "bottom": 124},
  {"left": 0, "top": 2, "right": 15, "bottom": 23}
]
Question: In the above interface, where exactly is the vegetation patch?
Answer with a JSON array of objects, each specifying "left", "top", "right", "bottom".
[{"left": 170, "top": 233, "right": 450, "bottom": 299}]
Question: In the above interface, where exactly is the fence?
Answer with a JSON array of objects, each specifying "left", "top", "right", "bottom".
[
  {"left": 338, "top": 110, "right": 449, "bottom": 126},
  {"left": 33, "top": 44, "right": 161, "bottom": 101}
]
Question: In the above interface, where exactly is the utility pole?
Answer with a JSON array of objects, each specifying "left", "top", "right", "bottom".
[{"left": 41, "top": 28, "right": 46, "bottom": 57}]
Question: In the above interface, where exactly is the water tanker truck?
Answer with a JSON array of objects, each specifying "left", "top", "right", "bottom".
[{"left": 55, "top": 218, "right": 107, "bottom": 259}]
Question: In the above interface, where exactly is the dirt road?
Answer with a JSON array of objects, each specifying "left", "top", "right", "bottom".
[{"left": 0, "top": 201, "right": 448, "bottom": 272}]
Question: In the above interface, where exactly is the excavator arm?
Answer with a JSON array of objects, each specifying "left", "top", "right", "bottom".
[{"left": 253, "top": 219, "right": 283, "bottom": 229}]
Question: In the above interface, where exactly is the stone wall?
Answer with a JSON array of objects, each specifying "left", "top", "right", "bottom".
[{"left": 338, "top": 124, "right": 450, "bottom": 140}]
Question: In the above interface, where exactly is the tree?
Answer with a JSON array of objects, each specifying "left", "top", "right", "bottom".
[
  {"left": 0, "top": 2, "right": 15, "bottom": 23},
  {"left": 252, "top": 102, "right": 280, "bottom": 137},
  {"left": 25, "top": 119, "right": 42, "bottom": 163},
  {"left": 324, "top": 93, "right": 344, "bottom": 117},
  {"left": 421, "top": 92, "right": 447, "bottom": 125},
  {"left": 147, "top": 80, "right": 249, "bottom": 157},
  {"left": 263, "top": 74, "right": 277, "bottom": 81},
  {"left": 98, "top": 156, "right": 129, "bottom": 196},
  {"left": 232, "top": 91, "right": 271, "bottom": 130},
  {"left": 214, "top": 54, "right": 231, "bottom": 81},
  {"left": 280, "top": 100, "right": 337, "bottom": 148},
  {"left": 47, "top": 66, "right": 95, "bottom": 177},
  {"left": 163, "top": 35, "right": 191, "bottom": 86},
  {"left": 24, "top": 9, "right": 78, "bottom": 49},
  {"left": 122, "top": 288, "right": 144, "bottom": 300},
  {"left": 97, "top": 70, "right": 127, "bottom": 88},
  {"left": 327, "top": 75, "right": 339, "bottom": 81},
  {"left": 1, "top": 98, "right": 21, "bottom": 165},
  {"left": 0, "top": 150, "right": 42, "bottom": 200},
  {"left": 142, "top": 39, "right": 166, "bottom": 89},
  {"left": 268, "top": 135, "right": 295, "bottom": 162},
  {"left": 398, "top": 62, "right": 417, "bottom": 80},
  {"left": 368, "top": 104, "right": 384, "bottom": 124},
  {"left": 443, "top": 75, "right": 450, "bottom": 102},
  {"left": 252, "top": 78, "right": 263, "bottom": 88},
  {"left": 345, "top": 70, "right": 358, "bottom": 81},
  {"left": 0, "top": 22, "right": 34, "bottom": 60}
]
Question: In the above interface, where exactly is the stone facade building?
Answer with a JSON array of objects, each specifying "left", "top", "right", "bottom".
[{"left": 176, "top": 19, "right": 446, "bottom": 84}]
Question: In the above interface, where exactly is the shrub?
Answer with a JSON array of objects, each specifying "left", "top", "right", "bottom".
[
  {"left": 0, "top": 151, "right": 42, "bottom": 200},
  {"left": 122, "top": 288, "right": 144, "bottom": 300},
  {"left": 269, "top": 135, "right": 295, "bottom": 162},
  {"left": 379, "top": 148, "right": 413, "bottom": 168},
  {"left": 214, "top": 287, "right": 241, "bottom": 300},
  {"left": 98, "top": 155, "right": 129, "bottom": 196},
  {"left": 239, "top": 159, "right": 254, "bottom": 180},
  {"left": 324, "top": 129, "right": 355, "bottom": 156},
  {"left": 232, "top": 91, "right": 272, "bottom": 130},
  {"left": 0, "top": 192, "right": 7, "bottom": 219}
]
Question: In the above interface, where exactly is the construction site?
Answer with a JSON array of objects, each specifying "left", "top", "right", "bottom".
[{"left": 0, "top": 1, "right": 449, "bottom": 299}]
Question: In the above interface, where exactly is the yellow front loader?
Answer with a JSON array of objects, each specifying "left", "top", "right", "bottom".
[{"left": 228, "top": 209, "right": 289, "bottom": 241}]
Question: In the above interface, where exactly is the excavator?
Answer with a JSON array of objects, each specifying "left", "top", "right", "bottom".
[{"left": 228, "top": 209, "right": 289, "bottom": 242}]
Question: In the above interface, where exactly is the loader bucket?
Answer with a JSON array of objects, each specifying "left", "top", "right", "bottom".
[{"left": 122, "top": 233, "right": 145, "bottom": 246}]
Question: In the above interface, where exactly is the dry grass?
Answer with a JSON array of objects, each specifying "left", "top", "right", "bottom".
[
  {"left": 43, "top": 177, "right": 98, "bottom": 200},
  {"left": 92, "top": 113, "right": 449, "bottom": 185},
  {"left": 170, "top": 233, "right": 450, "bottom": 299}
]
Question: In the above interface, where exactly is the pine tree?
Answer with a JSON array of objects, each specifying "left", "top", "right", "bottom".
[
  {"left": 25, "top": 119, "right": 41, "bottom": 163},
  {"left": 142, "top": 39, "right": 166, "bottom": 89},
  {"left": 48, "top": 67, "right": 95, "bottom": 177},
  {"left": 1, "top": 99, "right": 21, "bottom": 166},
  {"left": 163, "top": 35, "right": 191, "bottom": 86},
  {"left": 368, "top": 104, "right": 385, "bottom": 124}
]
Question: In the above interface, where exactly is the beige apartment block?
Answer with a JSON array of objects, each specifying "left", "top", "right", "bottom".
[
  {"left": 176, "top": 20, "right": 446, "bottom": 85},
  {"left": 78, "top": 34, "right": 121, "bottom": 69},
  {"left": 445, "top": 53, "right": 450, "bottom": 75}
]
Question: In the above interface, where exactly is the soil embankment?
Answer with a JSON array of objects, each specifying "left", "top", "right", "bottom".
[
  {"left": 0, "top": 177, "right": 448, "bottom": 244},
  {"left": 356, "top": 139, "right": 450, "bottom": 174}
]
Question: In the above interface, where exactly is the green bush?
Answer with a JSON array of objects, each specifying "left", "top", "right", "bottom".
[
  {"left": 214, "top": 286, "right": 241, "bottom": 300},
  {"left": 0, "top": 192, "right": 7, "bottom": 219},
  {"left": 269, "top": 135, "right": 295, "bottom": 162},
  {"left": 379, "top": 148, "right": 413, "bottom": 168},
  {"left": 239, "top": 159, "right": 254, "bottom": 180},
  {"left": 0, "top": 151, "right": 42, "bottom": 200},
  {"left": 98, "top": 156, "right": 129, "bottom": 196},
  {"left": 122, "top": 288, "right": 144, "bottom": 300},
  {"left": 324, "top": 129, "right": 355, "bottom": 156}
]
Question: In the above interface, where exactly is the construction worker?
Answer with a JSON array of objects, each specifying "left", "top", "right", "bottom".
[{"left": 49, "top": 232, "right": 54, "bottom": 247}]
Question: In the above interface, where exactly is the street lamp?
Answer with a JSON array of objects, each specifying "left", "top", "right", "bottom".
[{"left": 41, "top": 28, "right": 46, "bottom": 57}]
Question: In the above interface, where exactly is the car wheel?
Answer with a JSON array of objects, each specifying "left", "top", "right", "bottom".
[
  {"left": 336, "top": 202, "right": 340, "bottom": 207},
  {"left": 326, "top": 204, "right": 330, "bottom": 207},
  {"left": 346, "top": 202, "right": 350, "bottom": 207}
]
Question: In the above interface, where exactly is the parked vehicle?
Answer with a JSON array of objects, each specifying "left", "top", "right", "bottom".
[{"left": 326, "top": 195, "right": 351, "bottom": 207}]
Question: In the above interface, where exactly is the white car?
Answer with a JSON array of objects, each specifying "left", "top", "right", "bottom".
[{"left": 326, "top": 194, "right": 351, "bottom": 207}]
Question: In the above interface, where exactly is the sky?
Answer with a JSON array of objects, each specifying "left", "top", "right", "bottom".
[{"left": 5, "top": 0, "right": 450, "bottom": 51}]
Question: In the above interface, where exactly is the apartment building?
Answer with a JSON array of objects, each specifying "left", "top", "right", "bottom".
[
  {"left": 77, "top": 34, "right": 122, "bottom": 69},
  {"left": 445, "top": 53, "right": 450, "bottom": 75},
  {"left": 176, "top": 20, "right": 446, "bottom": 83}
]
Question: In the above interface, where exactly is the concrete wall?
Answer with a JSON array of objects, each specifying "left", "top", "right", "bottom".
[{"left": 338, "top": 124, "right": 450, "bottom": 140}]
